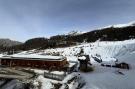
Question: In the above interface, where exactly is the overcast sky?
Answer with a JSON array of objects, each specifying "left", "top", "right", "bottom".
[{"left": 0, "top": 0, "right": 135, "bottom": 42}]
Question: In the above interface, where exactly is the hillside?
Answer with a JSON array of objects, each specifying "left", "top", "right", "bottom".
[
  {"left": 68, "top": 25, "right": 135, "bottom": 42},
  {"left": 23, "top": 39, "right": 135, "bottom": 63},
  {"left": 0, "top": 39, "right": 22, "bottom": 53},
  {"left": 14, "top": 39, "right": 135, "bottom": 89},
  {"left": 0, "top": 39, "right": 22, "bottom": 47},
  {"left": 1, "top": 22, "right": 135, "bottom": 53},
  {"left": 1, "top": 37, "right": 135, "bottom": 89},
  {"left": 20, "top": 25, "right": 135, "bottom": 51}
]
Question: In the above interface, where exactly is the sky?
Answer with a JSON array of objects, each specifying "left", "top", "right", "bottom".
[{"left": 0, "top": 0, "right": 135, "bottom": 42}]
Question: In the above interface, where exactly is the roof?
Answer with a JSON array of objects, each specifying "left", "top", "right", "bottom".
[
  {"left": 0, "top": 54, "right": 66, "bottom": 61},
  {"left": 78, "top": 56, "right": 86, "bottom": 60},
  {"left": 78, "top": 55, "right": 90, "bottom": 61}
]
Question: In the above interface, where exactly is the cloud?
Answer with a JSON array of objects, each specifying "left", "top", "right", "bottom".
[{"left": 0, "top": 0, "right": 135, "bottom": 41}]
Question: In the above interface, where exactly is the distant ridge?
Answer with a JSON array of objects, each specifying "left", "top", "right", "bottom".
[
  {"left": 1, "top": 21, "right": 135, "bottom": 52},
  {"left": 99, "top": 21, "right": 135, "bottom": 29},
  {"left": 0, "top": 38, "right": 22, "bottom": 47}
]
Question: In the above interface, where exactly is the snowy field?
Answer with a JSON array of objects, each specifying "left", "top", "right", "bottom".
[
  {"left": 81, "top": 65, "right": 135, "bottom": 89},
  {"left": 35, "top": 39, "right": 135, "bottom": 89},
  {"left": 1, "top": 39, "right": 135, "bottom": 89}
]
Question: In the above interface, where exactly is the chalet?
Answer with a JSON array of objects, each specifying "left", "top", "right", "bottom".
[{"left": 0, "top": 54, "right": 68, "bottom": 70}]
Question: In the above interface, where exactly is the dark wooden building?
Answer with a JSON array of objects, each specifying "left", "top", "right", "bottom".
[
  {"left": 78, "top": 55, "right": 90, "bottom": 70},
  {"left": 0, "top": 54, "right": 68, "bottom": 70},
  {"left": 115, "top": 62, "right": 130, "bottom": 69}
]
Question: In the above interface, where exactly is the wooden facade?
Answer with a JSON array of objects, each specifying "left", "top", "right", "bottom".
[{"left": 0, "top": 57, "right": 68, "bottom": 70}]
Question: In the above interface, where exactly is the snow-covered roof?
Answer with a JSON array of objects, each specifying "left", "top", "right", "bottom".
[
  {"left": 68, "top": 62, "right": 77, "bottom": 68},
  {"left": 78, "top": 56, "right": 86, "bottom": 60},
  {"left": 0, "top": 54, "right": 3, "bottom": 57},
  {"left": 0, "top": 54, "right": 66, "bottom": 61}
]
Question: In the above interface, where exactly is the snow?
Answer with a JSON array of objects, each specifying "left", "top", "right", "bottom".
[
  {"left": 112, "top": 21, "right": 135, "bottom": 28},
  {"left": 32, "top": 69, "right": 65, "bottom": 75},
  {"left": 32, "top": 69, "right": 45, "bottom": 74},
  {"left": 78, "top": 56, "right": 86, "bottom": 60},
  {"left": 37, "top": 75, "right": 54, "bottom": 89},
  {"left": 37, "top": 39, "right": 135, "bottom": 89},
  {"left": 1, "top": 54, "right": 65, "bottom": 61},
  {"left": 66, "top": 30, "right": 86, "bottom": 36},
  {"left": 0, "top": 54, "right": 4, "bottom": 57},
  {"left": 69, "top": 62, "right": 77, "bottom": 68},
  {"left": 35, "top": 39, "right": 135, "bottom": 63},
  {"left": 4, "top": 39, "right": 135, "bottom": 89},
  {"left": 99, "top": 21, "right": 135, "bottom": 29},
  {"left": 35, "top": 73, "right": 83, "bottom": 89},
  {"left": 62, "top": 73, "right": 85, "bottom": 89},
  {"left": 81, "top": 64, "right": 135, "bottom": 89},
  {"left": 66, "top": 56, "right": 78, "bottom": 62},
  {"left": 51, "top": 71, "right": 65, "bottom": 75},
  {"left": 0, "top": 79, "right": 26, "bottom": 89}
]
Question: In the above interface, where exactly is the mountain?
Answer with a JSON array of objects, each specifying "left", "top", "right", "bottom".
[
  {"left": 0, "top": 39, "right": 22, "bottom": 47},
  {"left": 100, "top": 21, "right": 135, "bottom": 29},
  {"left": 1, "top": 21, "right": 135, "bottom": 52},
  {"left": 23, "top": 23, "right": 135, "bottom": 50},
  {"left": 67, "top": 24, "right": 135, "bottom": 42},
  {"left": 66, "top": 30, "right": 85, "bottom": 36}
]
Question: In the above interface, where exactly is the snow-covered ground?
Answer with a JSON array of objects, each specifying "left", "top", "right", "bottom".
[
  {"left": 99, "top": 21, "right": 135, "bottom": 29},
  {"left": 32, "top": 39, "right": 135, "bottom": 63},
  {"left": 1, "top": 39, "right": 135, "bottom": 89},
  {"left": 81, "top": 65, "right": 135, "bottom": 89},
  {"left": 33, "top": 72, "right": 83, "bottom": 89},
  {"left": 37, "top": 39, "right": 135, "bottom": 89}
]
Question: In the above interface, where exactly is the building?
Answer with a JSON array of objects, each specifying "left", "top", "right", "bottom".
[
  {"left": 78, "top": 55, "right": 91, "bottom": 70},
  {"left": 115, "top": 62, "right": 130, "bottom": 69},
  {"left": 0, "top": 54, "right": 68, "bottom": 70}
]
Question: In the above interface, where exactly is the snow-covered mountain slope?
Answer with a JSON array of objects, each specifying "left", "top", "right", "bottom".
[
  {"left": 7, "top": 39, "right": 135, "bottom": 89},
  {"left": 0, "top": 38, "right": 22, "bottom": 47},
  {"left": 28, "top": 39, "right": 134, "bottom": 64},
  {"left": 101, "top": 21, "right": 135, "bottom": 29},
  {"left": 17, "top": 39, "right": 135, "bottom": 64},
  {"left": 66, "top": 30, "right": 85, "bottom": 36}
]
